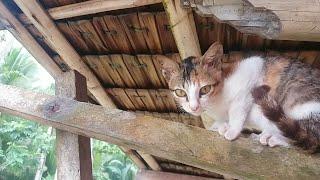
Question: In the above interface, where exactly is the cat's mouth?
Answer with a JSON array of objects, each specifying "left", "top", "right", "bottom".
[{"left": 188, "top": 109, "right": 203, "bottom": 116}]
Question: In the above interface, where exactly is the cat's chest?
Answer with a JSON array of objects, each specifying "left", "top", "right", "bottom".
[{"left": 204, "top": 100, "right": 229, "bottom": 121}]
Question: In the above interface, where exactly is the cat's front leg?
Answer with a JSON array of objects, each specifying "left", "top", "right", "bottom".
[{"left": 224, "top": 98, "right": 252, "bottom": 140}]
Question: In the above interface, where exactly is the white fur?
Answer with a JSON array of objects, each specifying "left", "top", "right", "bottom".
[
  {"left": 206, "top": 57, "right": 289, "bottom": 146},
  {"left": 286, "top": 101, "right": 320, "bottom": 120},
  {"left": 187, "top": 83, "right": 200, "bottom": 111}
]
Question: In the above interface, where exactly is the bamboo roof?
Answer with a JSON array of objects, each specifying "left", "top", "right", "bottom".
[{"left": 1, "top": 0, "right": 320, "bottom": 179}]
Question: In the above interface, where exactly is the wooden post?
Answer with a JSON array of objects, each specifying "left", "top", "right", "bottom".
[{"left": 56, "top": 71, "right": 93, "bottom": 180}]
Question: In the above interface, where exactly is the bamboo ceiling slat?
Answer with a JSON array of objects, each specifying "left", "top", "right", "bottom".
[
  {"left": 137, "top": 89, "right": 158, "bottom": 111},
  {"left": 148, "top": 90, "right": 167, "bottom": 112}
]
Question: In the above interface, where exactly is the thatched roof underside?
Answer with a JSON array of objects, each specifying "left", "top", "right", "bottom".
[{"left": 3, "top": 0, "right": 320, "bottom": 179}]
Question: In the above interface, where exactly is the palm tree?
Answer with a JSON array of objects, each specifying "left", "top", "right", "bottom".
[{"left": 0, "top": 47, "right": 37, "bottom": 87}]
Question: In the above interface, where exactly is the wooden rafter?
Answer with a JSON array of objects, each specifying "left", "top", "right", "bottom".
[
  {"left": 136, "top": 169, "right": 214, "bottom": 180},
  {"left": 163, "top": 0, "right": 201, "bottom": 58},
  {"left": 0, "top": 83, "right": 320, "bottom": 179},
  {"left": 48, "top": 0, "right": 163, "bottom": 20},
  {"left": 9, "top": 0, "right": 158, "bottom": 170}
]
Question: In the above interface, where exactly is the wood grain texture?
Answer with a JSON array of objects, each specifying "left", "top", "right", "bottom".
[
  {"left": 47, "top": 0, "right": 162, "bottom": 20},
  {"left": 1, "top": 83, "right": 320, "bottom": 179}
]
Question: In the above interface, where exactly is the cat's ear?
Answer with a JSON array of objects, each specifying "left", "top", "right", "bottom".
[
  {"left": 202, "top": 42, "right": 223, "bottom": 69},
  {"left": 157, "top": 55, "right": 180, "bottom": 81}
]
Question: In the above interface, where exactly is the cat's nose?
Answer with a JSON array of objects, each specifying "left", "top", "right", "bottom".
[{"left": 190, "top": 104, "right": 200, "bottom": 111}]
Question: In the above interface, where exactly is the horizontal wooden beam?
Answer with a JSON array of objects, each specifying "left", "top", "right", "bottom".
[
  {"left": 136, "top": 169, "right": 215, "bottom": 180},
  {"left": 1, "top": 84, "right": 320, "bottom": 179},
  {"left": 48, "top": 0, "right": 162, "bottom": 20}
]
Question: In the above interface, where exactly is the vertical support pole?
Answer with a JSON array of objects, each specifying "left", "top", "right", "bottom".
[{"left": 55, "top": 70, "right": 93, "bottom": 180}]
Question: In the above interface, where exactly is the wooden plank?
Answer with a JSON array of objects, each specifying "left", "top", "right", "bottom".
[
  {"left": 92, "top": 16, "right": 133, "bottom": 54},
  {"left": 13, "top": 0, "right": 116, "bottom": 108},
  {"left": 137, "top": 55, "right": 163, "bottom": 88},
  {"left": 163, "top": 0, "right": 201, "bottom": 58},
  {"left": 57, "top": 22, "right": 91, "bottom": 54},
  {"left": 152, "top": 55, "right": 168, "bottom": 88},
  {"left": 149, "top": 89, "right": 167, "bottom": 112},
  {"left": 82, "top": 56, "right": 115, "bottom": 86},
  {"left": 76, "top": 20, "right": 109, "bottom": 54},
  {"left": 138, "top": 12, "right": 163, "bottom": 54},
  {"left": 109, "top": 55, "right": 137, "bottom": 88},
  {"left": 55, "top": 70, "right": 93, "bottom": 180},
  {"left": 119, "top": 13, "right": 149, "bottom": 53},
  {"left": 125, "top": 89, "right": 146, "bottom": 110},
  {"left": 1, "top": 83, "right": 320, "bottom": 179},
  {"left": 158, "top": 89, "right": 178, "bottom": 112},
  {"left": 136, "top": 89, "right": 157, "bottom": 111},
  {"left": 106, "top": 88, "right": 135, "bottom": 110},
  {"left": 0, "top": 2, "right": 62, "bottom": 78},
  {"left": 154, "top": 12, "right": 178, "bottom": 54},
  {"left": 122, "top": 54, "right": 151, "bottom": 88},
  {"left": 47, "top": 0, "right": 162, "bottom": 20},
  {"left": 98, "top": 55, "right": 126, "bottom": 87}
]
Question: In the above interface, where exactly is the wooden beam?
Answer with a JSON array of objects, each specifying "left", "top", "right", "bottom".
[
  {"left": 55, "top": 71, "right": 93, "bottom": 180},
  {"left": 136, "top": 169, "right": 216, "bottom": 180},
  {"left": 187, "top": 0, "right": 320, "bottom": 42},
  {"left": 12, "top": 0, "right": 115, "bottom": 109},
  {"left": 0, "top": 1, "right": 62, "bottom": 78},
  {"left": 48, "top": 0, "right": 162, "bottom": 20},
  {"left": 163, "top": 0, "right": 201, "bottom": 58},
  {"left": 1, "top": 84, "right": 320, "bottom": 179}
]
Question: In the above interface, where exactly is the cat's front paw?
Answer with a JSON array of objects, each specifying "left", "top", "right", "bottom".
[
  {"left": 224, "top": 127, "right": 241, "bottom": 140},
  {"left": 217, "top": 123, "right": 241, "bottom": 140}
]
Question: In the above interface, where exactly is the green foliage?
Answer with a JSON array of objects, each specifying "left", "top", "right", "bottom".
[{"left": 92, "top": 140, "right": 138, "bottom": 180}]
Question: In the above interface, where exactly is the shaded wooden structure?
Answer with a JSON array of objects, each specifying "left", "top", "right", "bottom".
[{"left": 0, "top": 0, "right": 319, "bottom": 179}]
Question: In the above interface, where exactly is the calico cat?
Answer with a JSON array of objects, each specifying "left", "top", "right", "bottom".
[{"left": 158, "top": 42, "right": 320, "bottom": 151}]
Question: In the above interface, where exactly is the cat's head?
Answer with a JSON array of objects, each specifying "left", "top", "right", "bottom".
[{"left": 159, "top": 42, "right": 224, "bottom": 116}]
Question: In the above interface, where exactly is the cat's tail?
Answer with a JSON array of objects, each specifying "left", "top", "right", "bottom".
[{"left": 252, "top": 85, "right": 320, "bottom": 153}]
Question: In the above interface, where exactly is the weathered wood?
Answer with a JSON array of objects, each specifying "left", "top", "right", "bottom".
[
  {"left": 56, "top": 71, "right": 93, "bottom": 180},
  {"left": 187, "top": 0, "right": 320, "bottom": 42},
  {"left": 163, "top": 0, "right": 201, "bottom": 58},
  {"left": 136, "top": 169, "right": 216, "bottom": 180},
  {"left": 13, "top": 0, "right": 116, "bottom": 109},
  {"left": 48, "top": 0, "right": 162, "bottom": 20},
  {"left": 0, "top": 1, "right": 62, "bottom": 78},
  {"left": 1, "top": 84, "right": 320, "bottom": 179}
]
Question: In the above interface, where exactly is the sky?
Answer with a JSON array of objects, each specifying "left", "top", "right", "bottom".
[{"left": 0, "top": 30, "right": 54, "bottom": 89}]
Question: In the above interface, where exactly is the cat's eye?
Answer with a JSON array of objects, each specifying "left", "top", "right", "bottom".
[
  {"left": 200, "top": 85, "right": 212, "bottom": 96},
  {"left": 174, "top": 89, "right": 187, "bottom": 97}
]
